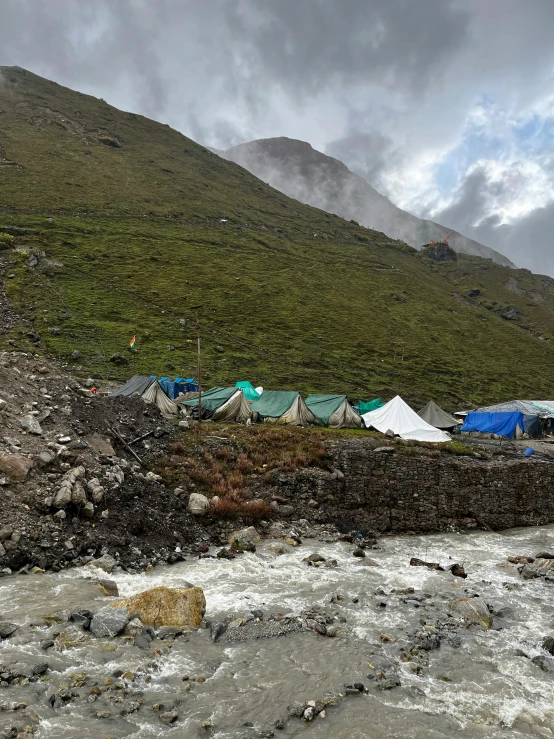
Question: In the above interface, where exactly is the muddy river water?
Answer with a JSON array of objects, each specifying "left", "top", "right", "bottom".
[{"left": 1, "top": 525, "right": 554, "bottom": 739}]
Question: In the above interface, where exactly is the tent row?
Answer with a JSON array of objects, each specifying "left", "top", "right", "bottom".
[
  {"left": 182, "top": 388, "right": 363, "bottom": 428},
  {"left": 111, "top": 376, "right": 474, "bottom": 442}
]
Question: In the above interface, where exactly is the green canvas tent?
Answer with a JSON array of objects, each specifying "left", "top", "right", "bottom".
[
  {"left": 359, "top": 398, "right": 384, "bottom": 415},
  {"left": 251, "top": 390, "right": 318, "bottom": 426},
  {"left": 305, "top": 394, "right": 362, "bottom": 428},
  {"left": 181, "top": 387, "right": 252, "bottom": 423},
  {"left": 235, "top": 381, "right": 261, "bottom": 401}
]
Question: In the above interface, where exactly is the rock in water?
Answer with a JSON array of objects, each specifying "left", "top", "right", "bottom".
[
  {"left": 97, "top": 579, "right": 119, "bottom": 597},
  {"left": 542, "top": 636, "right": 554, "bottom": 655},
  {"left": 520, "top": 558, "right": 554, "bottom": 579},
  {"left": 90, "top": 607, "right": 130, "bottom": 638},
  {"left": 410, "top": 557, "right": 444, "bottom": 571},
  {"left": 114, "top": 586, "right": 206, "bottom": 627},
  {"left": 0, "top": 621, "right": 18, "bottom": 638},
  {"left": 229, "top": 526, "right": 261, "bottom": 552},
  {"left": 88, "top": 554, "right": 117, "bottom": 573},
  {"left": 449, "top": 596, "right": 492, "bottom": 629},
  {"left": 449, "top": 563, "right": 467, "bottom": 578},
  {"left": 0, "top": 453, "right": 33, "bottom": 481},
  {"left": 187, "top": 493, "right": 210, "bottom": 515}
]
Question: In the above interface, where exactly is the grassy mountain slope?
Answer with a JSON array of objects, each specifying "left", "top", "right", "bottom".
[
  {"left": 222, "top": 137, "right": 514, "bottom": 267},
  {"left": 1, "top": 66, "right": 554, "bottom": 408}
]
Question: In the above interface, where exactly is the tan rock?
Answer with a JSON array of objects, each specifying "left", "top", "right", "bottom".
[
  {"left": 0, "top": 452, "right": 33, "bottom": 481},
  {"left": 114, "top": 586, "right": 205, "bottom": 627}
]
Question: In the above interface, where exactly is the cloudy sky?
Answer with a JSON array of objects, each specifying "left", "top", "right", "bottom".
[{"left": 3, "top": 0, "right": 554, "bottom": 274}]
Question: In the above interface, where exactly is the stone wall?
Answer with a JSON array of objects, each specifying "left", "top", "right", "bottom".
[{"left": 272, "top": 440, "right": 554, "bottom": 534}]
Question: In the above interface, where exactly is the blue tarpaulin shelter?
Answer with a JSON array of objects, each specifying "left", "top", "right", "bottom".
[
  {"left": 461, "top": 411, "right": 524, "bottom": 439},
  {"left": 158, "top": 378, "right": 199, "bottom": 399}
]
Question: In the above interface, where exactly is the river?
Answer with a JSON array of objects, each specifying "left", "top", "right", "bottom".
[{"left": 1, "top": 525, "right": 554, "bottom": 738}]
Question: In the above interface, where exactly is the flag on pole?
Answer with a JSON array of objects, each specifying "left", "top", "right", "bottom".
[{"left": 129, "top": 335, "right": 136, "bottom": 348}]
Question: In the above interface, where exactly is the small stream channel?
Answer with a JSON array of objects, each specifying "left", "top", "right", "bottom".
[{"left": 1, "top": 525, "right": 554, "bottom": 738}]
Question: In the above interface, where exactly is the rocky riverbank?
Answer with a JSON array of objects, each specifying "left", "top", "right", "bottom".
[{"left": 1, "top": 527, "right": 554, "bottom": 738}]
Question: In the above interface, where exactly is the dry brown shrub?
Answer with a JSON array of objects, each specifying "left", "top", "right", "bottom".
[
  {"left": 215, "top": 446, "right": 234, "bottom": 461},
  {"left": 236, "top": 453, "right": 253, "bottom": 474},
  {"left": 170, "top": 441, "right": 186, "bottom": 454}
]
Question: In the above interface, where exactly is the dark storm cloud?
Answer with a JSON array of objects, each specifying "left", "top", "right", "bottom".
[
  {"left": 3, "top": 0, "right": 554, "bottom": 272},
  {"left": 1, "top": 0, "right": 470, "bottom": 128}
]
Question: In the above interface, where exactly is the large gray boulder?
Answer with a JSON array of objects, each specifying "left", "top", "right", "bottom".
[
  {"left": 88, "top": 554, "right": 117, "bottom": 573},
  {"left": 90, "top": 607, "right": 129, "bottom": 638},
  {"left": 187, "top": 493, "right": 210, "bottom": 515},
  {"left": 449, "top": 596, "right": 492, "bottom": 629}
]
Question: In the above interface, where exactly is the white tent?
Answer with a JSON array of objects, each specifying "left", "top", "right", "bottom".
[{"left": 361, "top": 395, "right": 451, "bottom": 443}]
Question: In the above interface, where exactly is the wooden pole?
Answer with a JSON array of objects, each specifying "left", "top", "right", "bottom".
[{"left": 191, "top": 305, "right": 203, "bottom": 423}]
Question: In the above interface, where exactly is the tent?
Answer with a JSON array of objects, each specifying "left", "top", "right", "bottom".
[
  {"left": 181, "top": 387, "right": 252, "bottom": 423},
  {"left": 109, "top": 375, "right": 179, "bottom": 417},
  {"left": 305, "top": 394, "right": 361, "bottom": 428},
  {"left": 361, "top": 395, "right": 451, "bottom": 443},
  {"left": 250, "top": 390, "right": 318, "bottom": 426},
  {"left": 461, "top": 411, "right": 525, "bottom": 440},
  {"left": 418, "top": 401, "right": 460, "bottom": 430},
  {"left": 141, "top": 381, "right": 180, "bottom": 417},
  {"left": 359, "top": 398, "right": 384, "bottom": 414},
  {"left": 235, "top": 381, "right": 261, "bottom": 401},
  {"left": 110, "top": 375, "right": 154, "bottom": 397}
]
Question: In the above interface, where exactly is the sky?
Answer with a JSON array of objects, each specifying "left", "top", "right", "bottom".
[{"left": 3, "top": 0, "right": 554, "bottom": 274}]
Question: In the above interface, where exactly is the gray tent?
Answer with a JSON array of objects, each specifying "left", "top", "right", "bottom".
[
  {"left": 110, "top": 375, "right": 154, "bottom": 397},
  {"left": 110, "top": 375, "right": 179, "bottom": 418},
  {"left": 418, "top": 401, "right": 459, "bottom": 430}
]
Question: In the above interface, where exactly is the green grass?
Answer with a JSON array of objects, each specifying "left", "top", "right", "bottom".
[{"left": 2, "top": 66, "right": 554, "bottom": 408}]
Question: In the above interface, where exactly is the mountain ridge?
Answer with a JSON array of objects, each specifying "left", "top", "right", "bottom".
[{"left": 221, "top": 136, "right": 514, "bottom": 267}]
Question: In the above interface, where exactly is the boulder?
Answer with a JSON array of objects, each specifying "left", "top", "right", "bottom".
[
  {"left": 37, "top": 451, "right": 55, "bottom": 467},
  {"left": 53, "top": 485, "right": 72, "bottom": 508},
  {"left": 449, "top": 596, "right": 492, "bottom": 629},
  {"left": 520, "top": 558, "right": 554, "bottom": 579},
  {"left": 187, "top": 493, "right": 210, "bottom": 516},
  {"left": 0, "top": 621, "right": 18, "bottom": 638},
  {"left": 109, "top": 353, "right": 129, "bottom": 366},
  {"left": 124, "top": 618, "right": 145, "bottom": 637},
  {"left": 71, "top": 482, "right": 87, "bottom": 506},
  {"left": 97, "top": 579, "right": 119, "bottom": 597},
  {"left": 20, "top": 414, "right": 43, "bottom": 435},
  {"left": 89, "top": 554, "right": 117, "bottom": 573},
  {"left": 229, "top": 527, "right": 261, "bottom": 552},
  {"left": 304, "top": 552, "right": 326, "bottom": 564},
  {"left": 114, "top": 586, "right": 205, "bottom": 627},
  {"left": 542, "top": 636, "right": 554, "bottom": 655},
  {"left": 0, "top": 453, "right": 33, "bottom": 481},
  {"left": 90, "top": 606, "right": 129, "bottom": 638}
]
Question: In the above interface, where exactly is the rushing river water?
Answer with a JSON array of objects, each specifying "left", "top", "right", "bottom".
[{"left": 1, "top": 525, "right": 554, "bottom": 739}]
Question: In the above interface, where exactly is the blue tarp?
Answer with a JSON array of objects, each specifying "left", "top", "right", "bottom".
[
  {"left": 159, "top": 378, "right": 199, "bottom": 399},
  {"left": 461, "top": 411, "right": 524, "bottom": 439}
]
